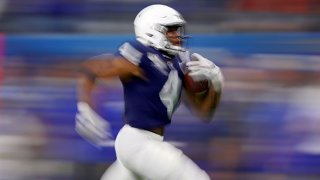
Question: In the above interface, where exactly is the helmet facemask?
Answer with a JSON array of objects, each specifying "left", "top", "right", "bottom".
[{"left": 162, "top": 25, "right": 188, "bottom": 55}]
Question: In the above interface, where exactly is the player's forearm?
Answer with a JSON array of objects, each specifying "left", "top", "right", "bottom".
[
  {"left": 189, "top": 88, "right": 221, "bottom": 120},
  {"left": 77, "top": 76, "right": 95, "bottom": 105},
  {"left": 77, "top": 64, "right": 97, "bottom": 106},
  {"left": 202, "top": 89, "right": 221, "bottom": 117}
]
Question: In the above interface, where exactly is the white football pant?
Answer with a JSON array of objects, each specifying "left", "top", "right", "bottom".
[{"left": 101, "top": 124, "right": 210, "bottom": 180}]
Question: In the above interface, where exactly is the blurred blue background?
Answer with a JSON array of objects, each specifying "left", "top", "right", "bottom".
[{"left": 1, "top": 0, "right": 320, "bottom": 180}]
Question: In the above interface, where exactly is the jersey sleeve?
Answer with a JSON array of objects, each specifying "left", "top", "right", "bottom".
[{"left": 115, "top": 41, "right": 143, "bottom": 66}]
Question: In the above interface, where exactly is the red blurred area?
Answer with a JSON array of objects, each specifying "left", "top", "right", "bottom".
[{"left": 230, "top": 0, "right": 319, "bottom": 14}]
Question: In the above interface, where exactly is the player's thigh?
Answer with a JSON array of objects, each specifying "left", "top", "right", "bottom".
[
  {"left": 144, "top": 141, "right": 209, "bottom": 180},
  {"left": 127, "top": 140, "right": 210, "bottom": 180},
  {"left": 114, "top": 125, "right": 209, "bottom": 180}
]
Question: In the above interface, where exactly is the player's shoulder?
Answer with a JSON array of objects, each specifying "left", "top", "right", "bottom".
[
  {"left": 119, "top": 39, "right": 149, "bottom": 53},
  {"left": 117, "top": 39, "right": 151, "bottom": 65}
]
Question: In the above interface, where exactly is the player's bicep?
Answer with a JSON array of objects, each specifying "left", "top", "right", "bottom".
[
  {"left": 81, "top": 56, "right": 143, "bottom": 79},
  {"left": 112, "top": 58, "right": 145, "bottom": 79}
]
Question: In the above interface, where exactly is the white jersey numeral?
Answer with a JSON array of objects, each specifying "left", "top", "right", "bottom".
[{"left": 159, "top": 70, "right": 181, "bottom": 119}]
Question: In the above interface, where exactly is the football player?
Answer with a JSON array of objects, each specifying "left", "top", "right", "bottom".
[{"left": 76, "top": 4, "right": 223, "bottom": 180}]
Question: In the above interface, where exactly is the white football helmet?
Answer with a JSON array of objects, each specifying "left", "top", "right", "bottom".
[{"left": 134, "top": 4, "right": 186, "bottom": 55}]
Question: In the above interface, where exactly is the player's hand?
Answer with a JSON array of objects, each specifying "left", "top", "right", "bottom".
[
  {"left": 186, "top": 53, "right": 224, "bottom": 92},
  {"left": 75, "top": 102, "right": 113, "bottom": 148}
]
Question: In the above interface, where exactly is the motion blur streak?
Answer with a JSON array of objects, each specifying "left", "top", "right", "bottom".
[{"left": 1, "top": 0, "right": 320, "bottom": 180}]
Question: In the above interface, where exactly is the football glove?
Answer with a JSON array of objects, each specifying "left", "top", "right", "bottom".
[
  {"left": 75, "top": 102, "right": 113, "bottom": 148},
  {"left": 186, "top": 53, "right": 224, "bottom": 92}
]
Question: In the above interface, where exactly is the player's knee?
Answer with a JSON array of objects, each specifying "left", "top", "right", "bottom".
[
  {"left": 179, "top": 169, "right": 210, "bottom": 180},
  {"left": 197, "top": 170, "right": 211, "bottom": 180},
  {"left": 168, "top": 155, "right": 211, "bottom": 180}
]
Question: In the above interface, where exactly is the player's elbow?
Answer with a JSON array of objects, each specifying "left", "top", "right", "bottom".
[{"left": 78, "top": 61, "right": 97, "bottom": 81}]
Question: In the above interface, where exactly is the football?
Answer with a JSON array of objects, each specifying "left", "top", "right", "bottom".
[{"left": 183, "top": 73, "right": 209, "bottom": 93}]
